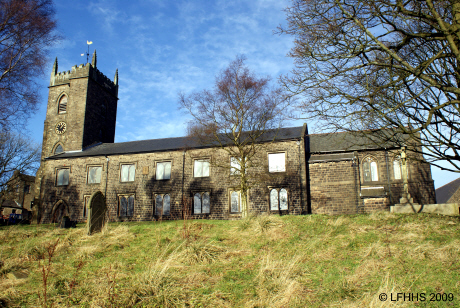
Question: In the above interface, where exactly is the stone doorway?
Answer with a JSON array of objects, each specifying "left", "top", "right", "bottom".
[
  {"left": 87, "top": 191, "right": 107, "bottom": 235},
  {"left": 51, "top": 200, "right": 68, "bottom": 223}
]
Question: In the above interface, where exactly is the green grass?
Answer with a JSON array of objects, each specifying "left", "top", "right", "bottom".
[{"left": 1, "top": 212, "right": 460, "bottom": 307}]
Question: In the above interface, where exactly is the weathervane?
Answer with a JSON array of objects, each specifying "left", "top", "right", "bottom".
[{"left": 81, "top": 40, "right": 93, "bottom": 63}]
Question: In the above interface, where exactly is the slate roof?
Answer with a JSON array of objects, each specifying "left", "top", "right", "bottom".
[
  {"left": 48, "top": 126, "right": 305, "bottom": 159},
  {"left": 307, "top": 129, "right": 407, "bottom": 153},
  {"left": 435, "top": 177, "right": 460, "bottom": 204},
  {"left": 47, "top": 125, "right": 407, "bottom": 160}
]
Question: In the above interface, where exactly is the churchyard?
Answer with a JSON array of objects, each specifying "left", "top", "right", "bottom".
[{"left": 0, "top": 212, "right": 459, "bottom": 307}]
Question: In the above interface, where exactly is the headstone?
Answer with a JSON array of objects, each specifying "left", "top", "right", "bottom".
[
  {"left": 60, "top": 216, "right": 76, "bottom": 228},
  {"left": 87, "top": 191, "right": 107, "bottom": 235}
]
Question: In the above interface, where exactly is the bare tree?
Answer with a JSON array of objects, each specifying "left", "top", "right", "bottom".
[
  {"left": 279, "top": 0, "right": 460, "bottom": 171},
  {"left": 0, "top": 131, "right": 41, "bottom": 204},
  {"left": 0, "top": 0, "right": 60, "bottom": 131},
  {"left": 179, "top": 56, "right": 292, "bottom": 217}
]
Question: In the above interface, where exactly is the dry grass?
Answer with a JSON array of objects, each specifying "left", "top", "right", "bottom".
[
  {"left": 0, "top": 212, "right": 459, "bottom": 307},
  {"left": 178, "top": 240, "right": 225, "bottom": 265}
]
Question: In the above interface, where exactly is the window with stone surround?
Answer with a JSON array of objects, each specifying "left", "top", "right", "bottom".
[
  {"left": 156, "top": 161, "right": 171, "bottom": 180},
  {"left": 230, "top": 190, "right": 241, "bottom": 213},
  {"left": 120, "top": 164, "right": 135, "bottom": 182},
  {"left": 154, "top": 193, "right": 171, "bottom": 216},
  {"left": 363, "top": 157, "right": 378, "bottom": 182},
  {"left": 87, "top": 166, "right": 102, "bottom": 184},
  {"left": 269, "top": 188, "right": 288, "bottom": 211},
  {"left": 118, "top": 194, "right": 134, "bottom": 217},
  {"left": 194, "top": 192, "right": 210, "bottom": 214},
  {"left": 393, "top": 156, "right": 402, "bottom": 180},
  {"left": 56, "top": 168, "right": 70, "bottom": 186},
  {"left": 268, "top": 152, "right": 286, "bottom": 172},
  {"left": 58, "top": 95, "right": 67, "bottom": 114},
  {"left": 194, "top": 159, "right": 210, "bottom": 177}
]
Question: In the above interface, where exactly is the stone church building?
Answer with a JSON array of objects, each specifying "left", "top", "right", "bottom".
[{"left": 34, "top": 54, "right": 436, "bottom": 223}]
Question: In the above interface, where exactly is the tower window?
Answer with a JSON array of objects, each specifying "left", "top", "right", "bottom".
[
  {"left": 58, "top": 95, "right": 67, "bottom": 114},
  {"left": 54, "top": 144, "right": 64, "bottom": 154}
]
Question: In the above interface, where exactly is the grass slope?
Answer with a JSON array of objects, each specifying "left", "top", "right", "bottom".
[{"left": 0, "top": 212, "right": 459, "bottom": 307}]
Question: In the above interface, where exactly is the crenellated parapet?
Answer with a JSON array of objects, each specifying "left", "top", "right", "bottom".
[{"left": 49, "top": 51, "right": 118, "bottom": 97}]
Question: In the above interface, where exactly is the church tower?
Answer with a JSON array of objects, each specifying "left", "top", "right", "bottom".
[{"left": 41, "top": 51, "right": 118, "bottom": 158}]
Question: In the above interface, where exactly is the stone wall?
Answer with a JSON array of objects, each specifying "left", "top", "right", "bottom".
[
  {"left": 308, "top": 159, "right": 358, "bottom": 214},
  {"left": 37, "top": 140, "right": 306, "bottom": 223},
  {"left": 307, "top": 149, "right": 435, "bottom": 215}
]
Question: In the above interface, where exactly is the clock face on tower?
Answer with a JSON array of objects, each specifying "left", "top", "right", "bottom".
[{"left": 55, "top": 121, "right": 67, "bottom": 134}]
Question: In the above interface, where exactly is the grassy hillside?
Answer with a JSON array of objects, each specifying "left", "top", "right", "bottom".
[{"left": 0, "top": 212, "right": 459, "bottom": 307}]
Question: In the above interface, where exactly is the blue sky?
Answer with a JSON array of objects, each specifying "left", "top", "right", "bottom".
[{"left": 26, "top": 0, "right": 458, "bottom": 189}]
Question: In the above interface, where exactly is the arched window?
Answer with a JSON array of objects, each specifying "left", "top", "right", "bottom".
[
  {"left": 58, "top": 95, "right": 67, "bottom": 114},
  {"left": 270, "top": 188, "right": 288, "bottom": 211},
  {"left": 155, "top": 193, "right": 170, "bottom": 216},
  {"left": 155, "top": 195, "right": 163, "bottom": 215},
  {"left": 54, "top": 144, "right": 64, "bottom": 154},
  {"left": 193, "top": 192, "right": 211, "bottom": 214},
  {"left": 194, "top": 193, "right": 201, "bottom": 213},
  {"left": 280, "top": 189, "right": 288, "bottom": 210},
  {"left": 127, "top": 196, "right": 135, "bottom": 216},
  {"left": 393, "top": 156, "right": 402, "bottom": 180},
  {"left": 363, "top": 157, "right": 378, "bottom": 182},
  {"left": 230, "top": 191, "right": 240, "bottom": 213},
  {"left": 118, "top": 194, "right": 135, "bottom": 217},
  {"left": 270, "top": 189, "right": 278, "bottom": 211},
  {"left": 119, "top": 196, "right": 127, "bottom": 217},
  {"left": 163, "top": 194, "right": 171, "bottom": 215}
]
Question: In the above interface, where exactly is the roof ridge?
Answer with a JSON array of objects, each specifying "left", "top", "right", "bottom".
[
  {"left": 110, "top": 125, "right": 302, "bottom": 145},
  {"left": 307, "top": 127, "right": 401, "bottom": 136}
]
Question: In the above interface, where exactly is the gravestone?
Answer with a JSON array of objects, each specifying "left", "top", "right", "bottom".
[{"left": 87, "top": 191, "right": 107, "bottom": 235}]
